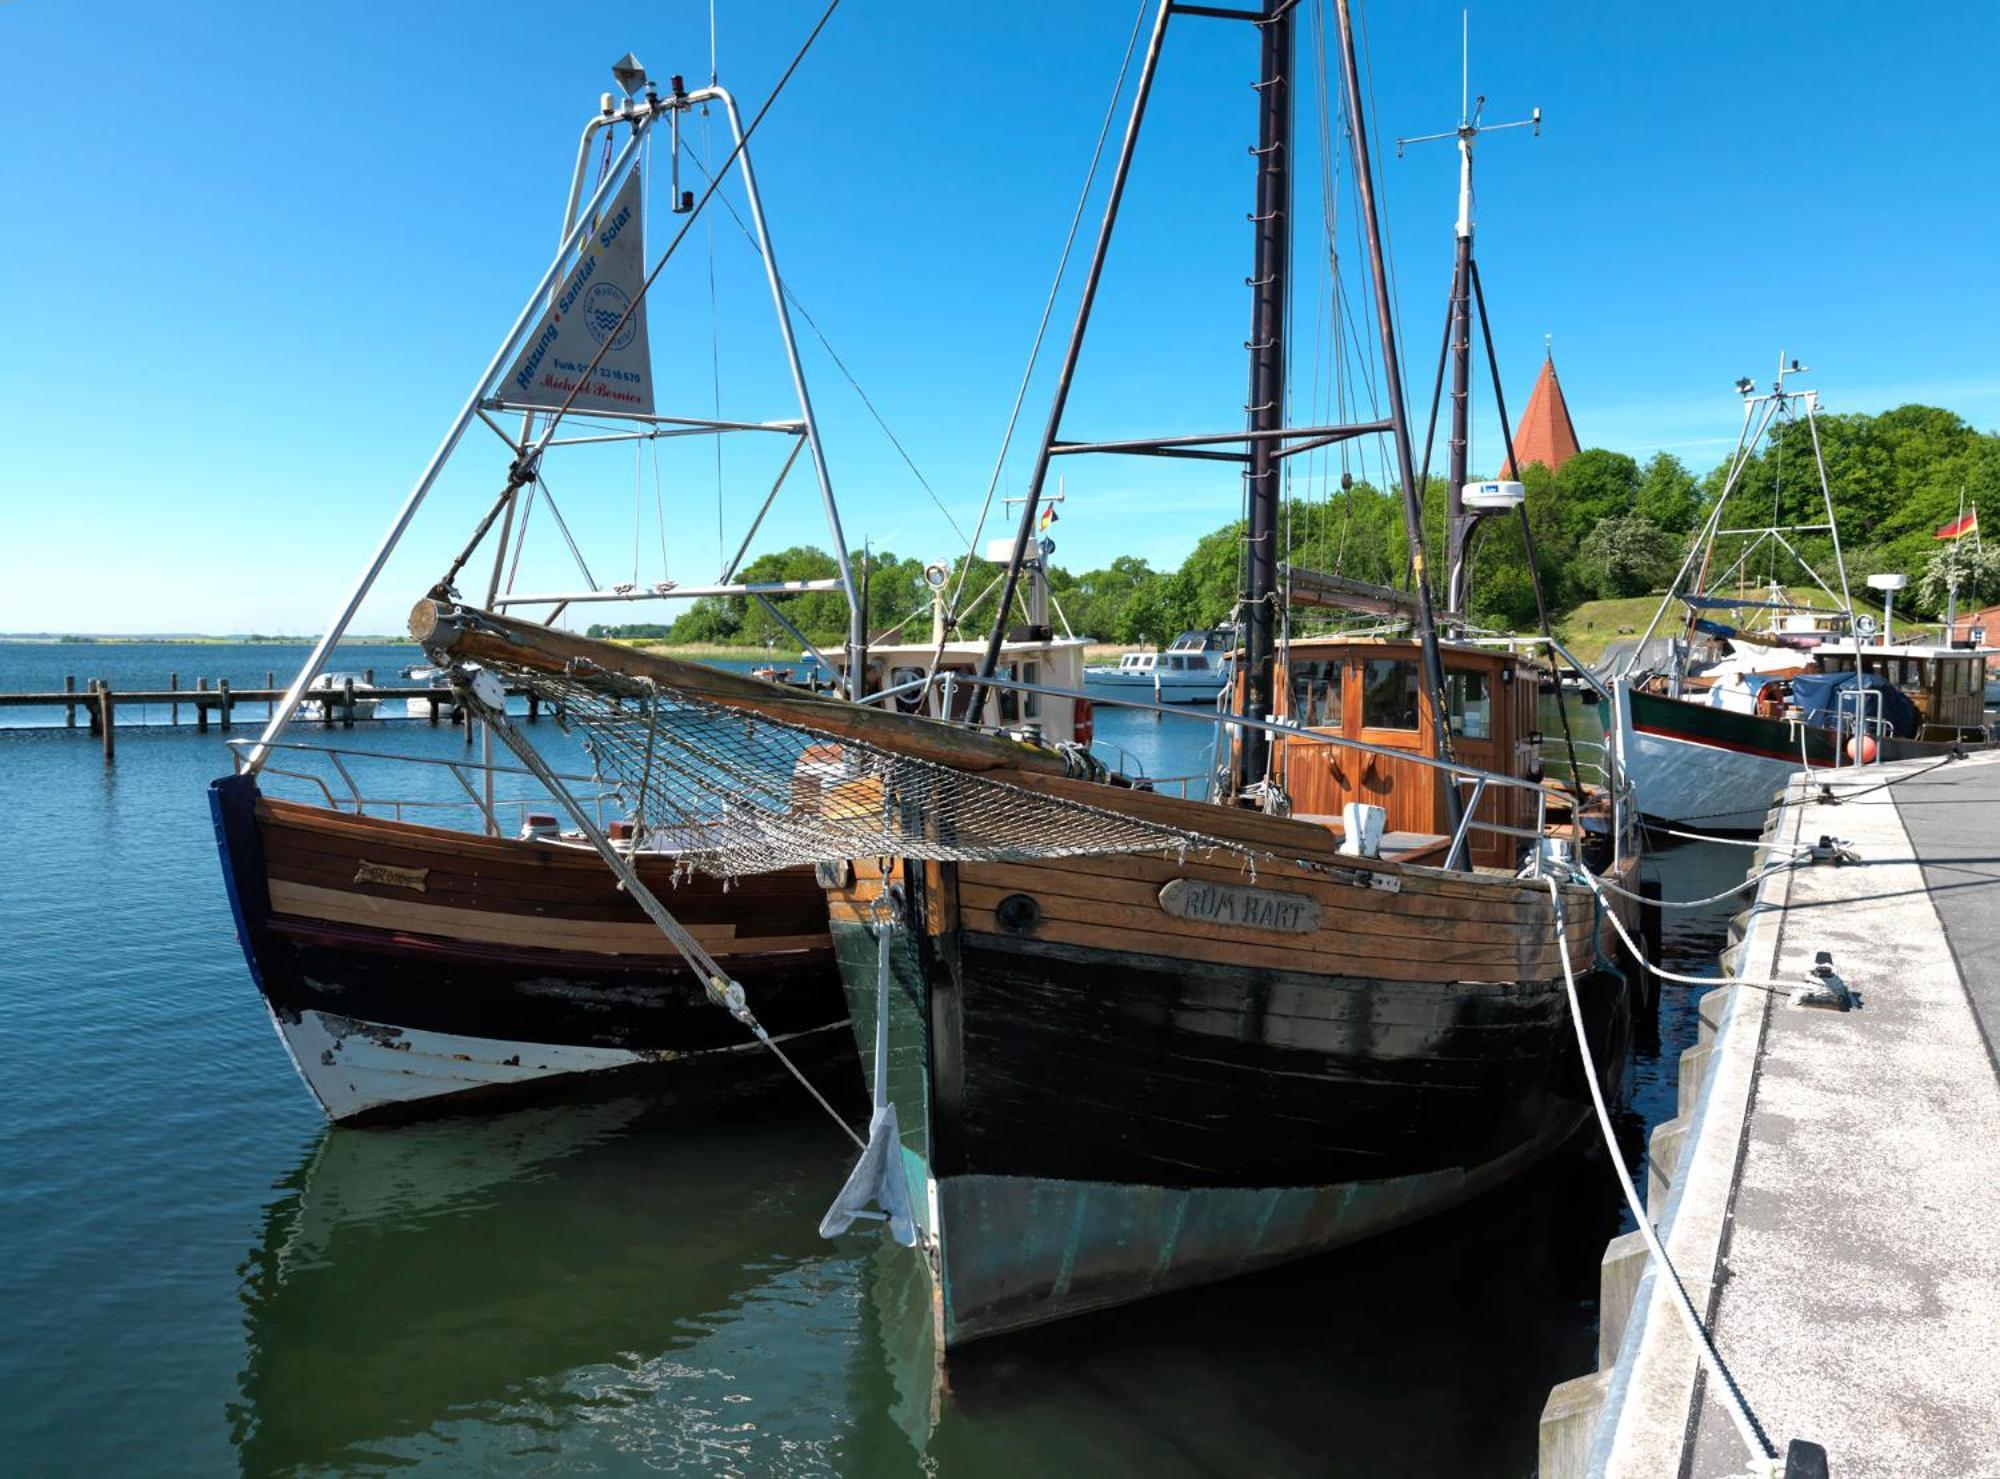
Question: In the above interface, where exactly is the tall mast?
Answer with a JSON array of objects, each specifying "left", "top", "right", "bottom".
[
  {"left": 1235, "top": 0, "right": 1295, "bottom": 791},
  {"left": 1395, "top": 15, "right": 1539, "bottom": 616},
  {"left": 1333, "top": 0, "right": 1462, "bottom": 835}
]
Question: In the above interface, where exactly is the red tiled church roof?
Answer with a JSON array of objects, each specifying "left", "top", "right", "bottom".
[{"left": 1500, "top": 352, "right": 1580, "bottom": 477}]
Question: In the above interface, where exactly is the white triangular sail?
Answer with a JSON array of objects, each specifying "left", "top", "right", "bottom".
[{"left": 498, "top": 168, "right": 655, "bottom": 416}]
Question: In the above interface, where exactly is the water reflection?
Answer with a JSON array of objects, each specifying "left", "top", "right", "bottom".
[{"left": 230, "top": 1069, "right": 894, "bottom": 1475}]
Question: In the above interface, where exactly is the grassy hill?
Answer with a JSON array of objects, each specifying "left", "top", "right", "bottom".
[{"left": 1555, "top": 586, "right": 1845, "bottom": 666}]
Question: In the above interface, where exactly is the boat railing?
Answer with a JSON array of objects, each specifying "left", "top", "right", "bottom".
[
  {"left": 931, "top": 669, "right": 1635, "bottom": 869},
  {"left": 229, "top": 737, "right": 624, "bottom": 833},
  {"left": 1469, "top": 632, "right": 1612, "bottom": 701}
]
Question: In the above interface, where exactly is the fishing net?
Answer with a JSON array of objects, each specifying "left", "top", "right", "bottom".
[{"left": 460, "top": 652, "right": 1250, "bottom": 882}]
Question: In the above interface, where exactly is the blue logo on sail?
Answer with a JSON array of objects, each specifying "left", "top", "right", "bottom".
[{"left": 582, "top": 282, "right": 637, "bottom": 352}]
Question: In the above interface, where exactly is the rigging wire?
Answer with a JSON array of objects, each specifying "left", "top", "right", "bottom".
[
  {"left": 943, "top": 0, "right": 1152, "bottom": 630},
  {"left": 679, "top": 143, "right": 969, "bottom": 547}
]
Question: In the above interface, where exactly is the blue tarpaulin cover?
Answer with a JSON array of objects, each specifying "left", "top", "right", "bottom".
[{"left": 1789, "top": 671, "right": 1918, "bottom": 738}]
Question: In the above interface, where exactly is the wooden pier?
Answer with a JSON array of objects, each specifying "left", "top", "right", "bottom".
[{"left": 0, "top": 673, "right": 551, "bottom": 762}]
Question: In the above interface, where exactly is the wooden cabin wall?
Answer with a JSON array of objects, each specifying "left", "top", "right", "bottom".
[{"left": 1259, "top": 647, "right": 1534, "bottom": 869}]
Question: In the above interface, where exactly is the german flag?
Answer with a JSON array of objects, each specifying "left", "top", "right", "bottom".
[{"left": 1933, "top": 509, "right": 1979, "bottom": 540}]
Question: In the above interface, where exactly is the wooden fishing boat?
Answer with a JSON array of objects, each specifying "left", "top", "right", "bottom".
[
  {"left": 817, "top": 637, "right": 1635, "bottom": 1345},
  {"left": 210, "top": 772, "right": 840, "bottom": 1123},
  {"left": 210, "top": 57, "right": 885, "bottom": 1122},
  {"left": 793, "top": 0, "right": 1643, "bottom": 1348}
]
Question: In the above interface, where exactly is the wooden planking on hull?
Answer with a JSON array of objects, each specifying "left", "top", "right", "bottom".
[
  {"left": 265, "top": 879, "right": 829, "bottom": 959},
  {"left": 254, "top": 799, "right": 830, "bottom": 946}
]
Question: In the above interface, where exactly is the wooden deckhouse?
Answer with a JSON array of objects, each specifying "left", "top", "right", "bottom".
[
  {"left": 1252, "top": 636, "right": 1547, "bottom": 869},
  {"left": 1814, "top": 645, "right": 1990, "bottom": 742}
]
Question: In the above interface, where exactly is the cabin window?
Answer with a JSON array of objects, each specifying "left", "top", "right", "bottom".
[
  {"left": 1905, "top": 659, "right": 1927, "bottom": 689},
  {"left": 1977, "top": 657, "right": 1988, "bottom": 695},
  {"left": 1448, "top": 670, "right": 1492, "bottom": 739},
  {"left": 1289, "top": 660, "right": 1342, "bottom": 728},
  {"left": 1820, "top": 653, "right": 1853, "bottom": 674},
  {"left": 1361, "top": 658, "right": 1420, "bottom": 731},
  {"left": 1021, "top": 662, "right": 1041, "bottom": 719},
  {"left": 998, "top": 665, "right": 1021, "bottom": 724}
]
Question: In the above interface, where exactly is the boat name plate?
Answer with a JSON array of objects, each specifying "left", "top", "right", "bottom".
[
  {"left": 353, "top": 859, "right": 430, "bottom": 892},
  {"left": 1157, "top": 878, "right": 1323, "bottom": 934}
]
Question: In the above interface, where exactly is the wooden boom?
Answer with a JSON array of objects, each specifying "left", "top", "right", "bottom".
[{"left": 408, "top": 598, "right": 1070, "bottom": 777}]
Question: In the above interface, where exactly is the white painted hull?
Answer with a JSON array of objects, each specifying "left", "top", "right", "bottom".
[
  {"left": 1614, "top": 679, "right": 1795, "bottom": 830},
  {"left": 1086, "top": 671, "right": 1229, "bottom": 703},
  {"left": 267, "top": 1005, "right": 836, "bottom": 1124}
]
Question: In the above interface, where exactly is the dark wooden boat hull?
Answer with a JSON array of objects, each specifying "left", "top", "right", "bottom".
[
  {"left": 827, "top": 838, "right": 1633, "bottom": 1348},
  {"left": 210, "top": 772, "right": 846, "bottom": 1123}
]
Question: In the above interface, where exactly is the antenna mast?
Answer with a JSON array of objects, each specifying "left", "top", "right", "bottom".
[{"left": 1396, "top": 12, "right": 1539, "bottom": 617}]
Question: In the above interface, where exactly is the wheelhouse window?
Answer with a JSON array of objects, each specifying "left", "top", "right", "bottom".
[
  {"left": 1448, "top": 669, "right": 1492, "bottom": 739},
  {"left": 1361, "top": 658, "right": 1420, "bottom": 731},
  {"left": 1288, "top": 659, "right": 1342, "bottom": 728}
]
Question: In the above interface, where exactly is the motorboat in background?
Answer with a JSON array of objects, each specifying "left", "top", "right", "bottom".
[
  {"left": 297, "top": 672, "right": 382, "bottom": 723},
  {"left": 1087, "top": 629, "right": 1235, "bottom": 703}
]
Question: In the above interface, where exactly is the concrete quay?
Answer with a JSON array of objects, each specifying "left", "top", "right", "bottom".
[{"left": 1542, "top": 749, "right": 2000, "bottom": 1478}]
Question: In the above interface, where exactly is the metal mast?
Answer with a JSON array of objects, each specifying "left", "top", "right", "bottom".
[
  {"left": 1235, "top": 0, "right": 1295, "bottom": 791},
  {"left": 1396, "top": 14, "right": 1539, "bottom": 616}
]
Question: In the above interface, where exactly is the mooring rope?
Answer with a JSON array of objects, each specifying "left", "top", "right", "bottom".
[
  {"left": 1590, "top": 860, "right": 1804, "bottom": 912},
  {"left": 1580, "top": 867, "right": 1814, "bottom": 996},
  {"left": 1543, "top": 875, "right": 1780, "bottom": 1470}
]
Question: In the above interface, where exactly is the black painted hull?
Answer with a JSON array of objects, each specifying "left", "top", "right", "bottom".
[
  {"left": 210, "top": 772, "right": 849, "bottom": 1123},
  {"left": 831, "top": 872, "right": 1631, "bottom": 1347}
]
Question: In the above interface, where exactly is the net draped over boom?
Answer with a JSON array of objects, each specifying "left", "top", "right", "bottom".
[{"left": 470, "top": 655, "right": 1246, "bottom": 881}]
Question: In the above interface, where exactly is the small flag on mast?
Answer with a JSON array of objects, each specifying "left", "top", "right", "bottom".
[
  {"left": 1933, "top": 509, "right": 1979, "bottom": 540},
  {"left": 1039, "top": 504, "right": 1059, "bottom": 532}
]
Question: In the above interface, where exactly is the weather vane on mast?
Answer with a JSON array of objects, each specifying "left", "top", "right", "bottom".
[{"left": 1395, "top": 10, "right": 1542, "bottom": 618}]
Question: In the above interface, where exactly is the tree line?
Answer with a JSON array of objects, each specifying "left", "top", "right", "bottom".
[{"left": 587, "top": 404, "right": 2000, "bottom": 648}]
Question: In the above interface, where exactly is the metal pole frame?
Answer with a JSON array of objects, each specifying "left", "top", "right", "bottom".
[
  {"left": 972, "top": 0, "right": 1177, "bottom": 700},
  {"left": 682, "top": 84, "right": 863, "bottom": 697},
  {"left": 243, "top": 110, "right": 657, "bottom": 772}
]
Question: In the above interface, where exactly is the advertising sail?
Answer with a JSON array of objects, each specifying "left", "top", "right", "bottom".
[{"left": 498, "top": 168, "right": 654, "bottom": 416}]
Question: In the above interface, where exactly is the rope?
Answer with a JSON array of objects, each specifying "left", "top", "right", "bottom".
[
  {"left": 1542, "top": 875, "right": 1779, "bottom": 1468},
  {"left": 1579, "top": 866, "right": 1811, "bottom": 996},
  {"left": 465, "top": 682, "right": 864, "bottom": 1151},
  {"left": 1592, "top": 860, "right": 1802, "bottom": 911}
]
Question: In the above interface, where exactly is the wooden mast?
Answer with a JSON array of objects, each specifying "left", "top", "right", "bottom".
[{"left": 1234, "top": 0, "right": 1294, "bottom": 793}]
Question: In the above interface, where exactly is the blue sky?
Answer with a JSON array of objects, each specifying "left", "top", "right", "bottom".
[{"left": 2, "top": 0, "right": 1995, "bottom": 635}]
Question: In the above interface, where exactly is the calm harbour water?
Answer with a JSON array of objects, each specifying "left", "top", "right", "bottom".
[{"left": 0, "top": 642, "right": 1736, "bottom": 1475}]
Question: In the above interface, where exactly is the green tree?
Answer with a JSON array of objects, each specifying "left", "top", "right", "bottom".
[
  {"left": 1578, "top": 514, "right": 1680, "bottom": 598},
  {"left": 1917, "top": 541, "right": 2000, "bottom": 620},
  {"left": 1635, "top": 452, "right": 1701, "bottom": 534}
]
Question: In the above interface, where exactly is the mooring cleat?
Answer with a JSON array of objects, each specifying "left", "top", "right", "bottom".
[
  {"left": 1792, "top": 950, "right": 1856, "bottom": 1012},
  {"left": 1806, "top": 834, "right": 1860, "bottom": 865}
]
